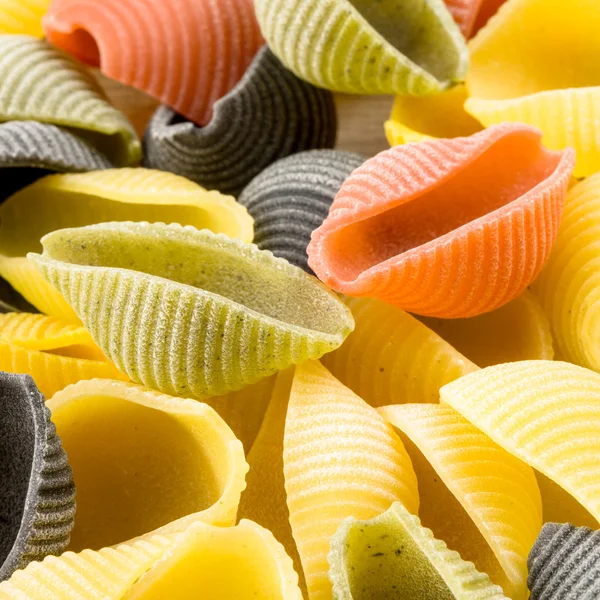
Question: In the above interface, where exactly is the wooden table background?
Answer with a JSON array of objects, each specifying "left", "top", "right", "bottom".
[{"left": 101, "top": 76, "right": 394, "bottom": 160}]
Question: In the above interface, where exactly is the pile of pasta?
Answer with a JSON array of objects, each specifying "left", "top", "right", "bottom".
[{"left": 0, "top": 0, "right": 599, "bottom": 598}]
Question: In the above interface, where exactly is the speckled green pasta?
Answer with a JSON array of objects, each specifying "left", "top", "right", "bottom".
[
  {"left": 329, "top": 503, "right": 508, "bottom": 600},
  {"left": 0, "top": 35, "right": 140, "bottom": 166},
  {"left": 29, "top": 222, "right": 354, "bottom": 399},
  {"left": 253, "top": 0, "right": 468, "bottom": 95}
]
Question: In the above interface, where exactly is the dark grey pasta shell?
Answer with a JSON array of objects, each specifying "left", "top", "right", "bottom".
[
  {"left": 143, "top": 46, "right": 337, "bottom": 197},
  {"left": 238, "top": 150, "right": 365, "bottom": 273},
  {"left": 0, "top": 277, "right": 38, "bottom": 314},
  {"left": 0, "top": 373, "right": 75, "bottom": 581},
  {"left": 0, "top": 121, "right": 112, "bottom": 200},
  {"left": 528, "top": 522, "right": 600, "bottom": 599}
]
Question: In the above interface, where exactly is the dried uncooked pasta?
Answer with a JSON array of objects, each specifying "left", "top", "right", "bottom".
[
  {"left": 329, "top": 502, "right": 509, "bottom": 599},
  {"left": 441, "top": 361, "right": 600, "bottom": 528},
  {"left": 380, "top": 403, "right": 542, "bottom": 599},
  {"left": 0, "top": 169, "right": 252, "bottom": 320},
  {"left": 443, "top": 0, "right": 507, "bottom": 37},
  {"left": 322, "top": 297, "right": 477, "bottom": 407},
  {"left": 143, "top": 48, "right": 337, "bottom": 197},
  {"left": 253, "top": 0, "right": 468, "bottom": 95},
  {"left": 308, "top": 124, "right": 575, "bottom": 318},
  {"left": 284, "top": 361, "right": 419, "bottom": 599},
  {"left": 0, "top": 278, "right": 37, "bottom": 314},
  {"left": 527, "top": 523, "right": 600, "bottom": 600},
  {"left": 47, "top": 379, "right": 248, "bottom": 552},
  {"left": 44, "top": 0, "right": 264, "bottom": 126},
  {"left": 238, "top": 151, "right": 365, "bottom": 274},
  {"left": 0, "top": 35, "right": 139, "bottom": 166},
  {"left": 30, "top": 222, "right": 354, "bottom": 399},
  {"left": 418, "top": 291, "right": 554, "bottom": 367},
  {"left": 466, "top": 0, "right": 600, "bottom": 177},
  {"left": 0, "top": 373, "right": 74, "bottom": 581},
  {"left": 0, "top": 0, "right": 50, "bottom": 36},
  {"left": 533, "top": 173, "right": 600, "bottom": 371}
]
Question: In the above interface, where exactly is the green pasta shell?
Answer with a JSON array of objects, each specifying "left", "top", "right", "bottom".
[
  {"left": 0, "top": 35, "right": 140, "bottom": 166},
  {"left": 29, "top": 222, "right": 354, "bottom": 399},
  {"left": 253, "top": 0, "right": 468, "bottom": 95},
  {"left": 329, "top": 502, "right": 509, "bottom": 600}
]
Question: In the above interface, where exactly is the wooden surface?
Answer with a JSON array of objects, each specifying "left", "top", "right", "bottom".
[{"left": 101, "top": 76, "right": 394, "bottom": 160}]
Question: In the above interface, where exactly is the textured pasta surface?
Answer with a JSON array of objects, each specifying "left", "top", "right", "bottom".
[
  {"left": 380, "top": 403, "right": 542, "bottom": 599},
  {"left": 329, "top": 502, "right": 508, "bottom": 600},
  {"left": 322, "top": 297, "right": 477, "bottom": 407},
  {"left": 309, "top": 124, "right": 575, "bottom": 318},
  {"left": 44, "top": 0, "right": 264, "bottom": 126},
  {"left": 30, "top": 222, "right": 353, "bottom": 399},
  {"left": 48, "top": 379, "right": 248, "bottom": 551},
  {"left": 466, "top": 0, "right": 600, "bottom": 177},
  {"left": 441, "top": 361, "right": 600, "bottom": 527},
  {"left": 238, "top": 151, "right": 364, "bottom": 274},
  {"left": 144, "top": 47, "right": 337, "bottom": 197},
  {"left": 0, "top": 373, "right": 75, "bottom": 581},
  {"left": 0, "top": 0, "right": 50, "bottom": 36},
  {"left": 0, "top": 35, "right": 139, "bottom": 166},
  {"left": 253, "top": 0, "right": 468, "bottom": 95},
  {"left": 284, "top": 361, "right": 419, "bottom": 599}
]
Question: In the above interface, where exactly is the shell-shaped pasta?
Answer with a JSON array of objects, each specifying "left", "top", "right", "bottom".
[
  {"left": 284, "top": 361, "right": 419, "bottom": 599},
  {"left": 308, "top": 124, "right": 575, "bottom": 318},
  {"left": 380, "top": 403, "right": 542, "bottom": 599},
  {"left": 0, "top": 36, "right": 139, "bottom": 166},
  {"left": 0, "top": 373, "right": 75, "bottom": 581},
  {"left": 253, "top": 0, "right": 468, "bottom": 96},
  {"left": 143, "top": 48, "right": 337, "bottom": 197},
  {"left": 322, "top": 297, "right": 477, "bottom": 407},
  {"left": 0, "top": 0, "right": 49, "bottom": 36},
  {"left": 238, "top": 151, "right": 365, "bottom": 274},
  {"left": 0, "top": 318, "right": 128, "bottom": 398},
  {"left": 30, "top": 222, "right": 353, "bottom": 399},
  {"left": 0, "top": 278, "right": 37, "bottom": 314},
  {"left": 440, "top": 361, "right": 600, "bottom": 527},
  {"left": 43, "top": 0, "right": 264, "bottom": 127},
  {"left": 418, "top": 291, "right": 554, "bottom": 367},
  {"left": 385, "top": 86, "right": 481, "bottom": 146},
  {"left": 0, "top": 121, "right": 111, "bottom": 202},
  {"left": 0, "top": 534, "right": 174, "bottom": 599},
  {"left": 465, "top": 0, "right": 600, "bottom": 177},
  {"left": 329, "top": 502, "right": 509, "bottom": 600},
  {"left": 443, "top": 0, "right": 507, "bottom": 37},
  {"left": 533, "top": 173, "right": 600, "bottom": 371},
  {"left": 527, "top": 523, "right": 600, "bottom": 600},
  {"left": 47, "top": 379, "right": 248, "bottom": 552},
  {"left": 124, "top": 520, "right": 303, "bottom": 600},
  {"left": 0, "top": 169, "right": 253, "bottom": 321}
]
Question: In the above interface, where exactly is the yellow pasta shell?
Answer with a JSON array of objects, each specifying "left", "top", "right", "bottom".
[
  {"left": 419, "top": 291, "right": 554, "bottom": 367},
  {"left": 466, "top": 0, "right": 600, "bottom": 177},
  {"left": 124, "top": 520, "right": 303, "bottom": 600},
  {"left": 441, "top": 361, "right": 600, "bottom": 528},
  {"left": 322, "top": 297, "right": 477, "bottom": 407},
  {"left": 284, "top": 361, "right": 419, "bottom": 599},
  {"left": 533, "top": 173, "right": 600, "bottom": 371},
  {"left": 48, "top": 379, "right": 248, "bottom": 552},
  {"left": 0, "top": 0, "right": 49, "bottom": 36},
  {"left": 0, "top": 169, "right": 253, "bottom": 320},
  {"left": 380, "top": 403, "right": 542, "bottom": 599}
]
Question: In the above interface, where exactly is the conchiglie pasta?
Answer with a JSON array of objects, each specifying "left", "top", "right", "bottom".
[
  {"left": 48, "top": 379, "right": 248, "bottom": 552},
  {"left": 321, "top": 297, "right": 477, "bottom": 407},
  {"left": 0, "top": 0, "right": 50, "bottom": 37}
]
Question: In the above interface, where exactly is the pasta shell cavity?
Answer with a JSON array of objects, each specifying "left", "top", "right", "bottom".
[
  {"left": 43, "top": 0, "right": 264, "bottom": 126},
  {"left": 143, "top": 47, "right": 338, "bottom": 198},
  {"left": 0, "top": 169, "right": 253, "bottom": 321},
  {"left": 30, "top": 222, "right": 354, "bottom": 399},
  {"left": 329, "top": 502, "right": 509, "bottom": 600},
  {"left": 0, "top": 373, "right": 75, "bottom": 581},
  {"left": 0, "top": 35, "right": 140, "bottom": 167},
  {"left": 441, "top": 361, "right": 600, "bottom": 529},
  {"left": 47, "top": 379, "right": 248, "bottom": 552},
  {"left": 308, "top": 124, "right": 575, "bottom": 318},
  {"left": 466, "top": 0, "right": 600, "bottom": 177},
  {"left": 254, "top": 0, "right": 469, "bottom": 95}
]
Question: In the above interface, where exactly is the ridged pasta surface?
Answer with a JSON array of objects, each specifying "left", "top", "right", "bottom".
[{"left": 0, "top": 0, "right": 49, "bottom": 36}]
